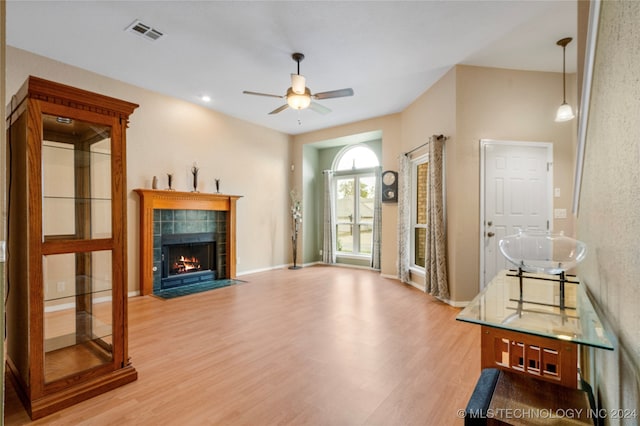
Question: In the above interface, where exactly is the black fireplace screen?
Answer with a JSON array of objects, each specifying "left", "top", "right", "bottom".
[
  {"left": 161, "top": 233, "right": 216, "bottom": 281},
  {"left": 166, "top": 242, "right": 213, "bottom": 275}
]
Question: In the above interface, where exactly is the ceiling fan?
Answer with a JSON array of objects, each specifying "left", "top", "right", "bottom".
[{"left": 243, "top": 53, "right": 354, "bottom": 115}]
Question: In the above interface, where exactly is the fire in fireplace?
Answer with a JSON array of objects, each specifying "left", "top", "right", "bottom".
[
  {"left": 161, "top": 232, "right": 216, "bottom": 289},
  {"left": 172, "top": 255, "right": 201, "bottom": 274}
]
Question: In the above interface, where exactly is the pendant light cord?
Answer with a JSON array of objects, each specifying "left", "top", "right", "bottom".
[{"left": 562, "top": 44, "right": 567, "bottom": 103}]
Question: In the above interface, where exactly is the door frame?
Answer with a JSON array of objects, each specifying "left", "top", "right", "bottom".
[{"left": 479, "top": 139, "right": 554, "bottom": 290}]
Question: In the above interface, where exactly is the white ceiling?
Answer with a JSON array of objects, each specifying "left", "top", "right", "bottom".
[{"left": 6, "top": 1, "right": 577, "bottom": 136}]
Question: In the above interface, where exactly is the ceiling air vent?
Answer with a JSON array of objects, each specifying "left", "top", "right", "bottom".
[{"left": 125, "top": 19, "right": 164, "bottom": 41}]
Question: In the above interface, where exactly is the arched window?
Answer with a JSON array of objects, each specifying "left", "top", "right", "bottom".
[
  {"left": 334, "top": 145, "right": 380, "bottom": 171},
  {"left": 332, "top": 145, "right": 379, "bottom": 256}
]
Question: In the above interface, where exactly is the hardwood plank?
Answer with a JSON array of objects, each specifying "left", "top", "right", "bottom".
[{"left": 5, "top": 265, "right": 481, "bottom": 425}]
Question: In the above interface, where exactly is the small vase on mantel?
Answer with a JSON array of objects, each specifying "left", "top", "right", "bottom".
[
  {"left": 166, "top": 173, "right": 174, "bottom": 191},
  {"left": 191, "top": 165, "right": 199, "bottom": 193}
]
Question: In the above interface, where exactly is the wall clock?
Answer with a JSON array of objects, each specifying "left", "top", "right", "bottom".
[{"left": 381, "top": 170, "right": 398, "bottom": 203}]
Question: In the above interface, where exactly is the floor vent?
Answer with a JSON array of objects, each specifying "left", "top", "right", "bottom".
[{"left": 125, "top": 19, "right": 164, "bottom": 41}]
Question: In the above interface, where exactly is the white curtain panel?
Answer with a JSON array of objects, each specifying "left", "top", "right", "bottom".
[
  {"left": 397, "top": 154, "right": 411, "bottom": 283},
  {"left": 425, "top": 135, "right": 450, "bottom": 299},
  {"left": 322, "top": 170, "right": 336, "bottom": 264},
  {"left": 370, "top": 167, "right": 382, "bottom": 270}
]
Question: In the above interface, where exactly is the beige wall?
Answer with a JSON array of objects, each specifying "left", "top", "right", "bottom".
[
  {"left": 576, "top": 0, "right": 640, "bottom": 416},
  {"left": 295, "top": 64, "right": 577, "bottom": 303},
  {"left": 399, "top": 67, "right": 457, "bottom": 293},
  {"left": 6, "top": 47, "right": 292, "bottom": 293},
  {"left": 451, "top": 65, "right": 577, "bottom": 301}
]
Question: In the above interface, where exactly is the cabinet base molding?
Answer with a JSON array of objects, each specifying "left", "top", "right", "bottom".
[{"left": 8, "top": 362, "right": 138, "bottom": 420}]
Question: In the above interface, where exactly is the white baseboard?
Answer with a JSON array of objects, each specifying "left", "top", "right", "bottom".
[
  {"left": 237, "top": 263, "right": 290, "bottom": 276},
  {"left": 430, "top": 296, "right": 469, "bottom": 307},
  {"left": 444, "top": 299, "right": 469, "bottom": 308},
  {"left": 405, "top": 278, "right": 469, "bottom": 307},
  {"left": 379, "top": 273, "right": 399, "bottom": 280},
  {"left": 327, "top": 262, "right": 376, "bottom": 271},
  {"left": 407, "top": 280, "right": 424, "bottom": 291}
]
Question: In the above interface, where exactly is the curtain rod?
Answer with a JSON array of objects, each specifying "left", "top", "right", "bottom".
[{"left": 404, "top": 134, "right": 448, "bottom": 156}]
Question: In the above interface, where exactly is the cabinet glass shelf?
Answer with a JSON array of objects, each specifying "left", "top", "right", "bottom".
[
  {"left": 44, "top": 287, "right": 112, "bottom": 303},
  {"left": 456, "top": 269, "right": 614, "bottom": 350},
  {"left": 43, "top": 196, "right": 112, "bottom": 201},
  {"left": 44, "top": 310, "right": 113, "bottom": 353}
]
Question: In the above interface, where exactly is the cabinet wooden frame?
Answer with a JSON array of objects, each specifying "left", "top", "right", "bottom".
[{"left": 6, "top": 76, "right": 138, "bottom": 419}]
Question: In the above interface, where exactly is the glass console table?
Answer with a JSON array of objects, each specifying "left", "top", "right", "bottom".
[{"left": 457, "top": 269, "right": 613, "bottom": 388}]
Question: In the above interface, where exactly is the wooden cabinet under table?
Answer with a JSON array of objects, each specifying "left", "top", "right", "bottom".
[
  {"left": 480, "top": 325, "right": 578, "bottom": 388},
  {"left": 5, "top": 76, "right": 138, "bottom": 419},
  {"left": 457, "top": 270, "right": 613, "bottom": 388}
]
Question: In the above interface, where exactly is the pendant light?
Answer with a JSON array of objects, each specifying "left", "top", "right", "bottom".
[{"left": 555, "top": 37, "right": 575, "bottom": 122}]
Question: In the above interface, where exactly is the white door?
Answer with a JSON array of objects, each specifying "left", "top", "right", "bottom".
[{"left": 480, "top": 140, "right": 553, "bottom": 289}]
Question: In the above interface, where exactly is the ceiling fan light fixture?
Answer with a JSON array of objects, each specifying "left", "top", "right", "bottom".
[
  {"left": 291, "top": 74, "right": 306, "bottom": 95},
  {"left": 554, "top": 37, "right": 575, "bottom": 122},
  {"left": 287, "top": 87, "right": 311, "bottom": 110}
]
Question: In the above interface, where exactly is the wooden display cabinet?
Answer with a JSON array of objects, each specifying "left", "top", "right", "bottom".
[{"left": 5, "top": 76, "right": 138, "bottom": 419}]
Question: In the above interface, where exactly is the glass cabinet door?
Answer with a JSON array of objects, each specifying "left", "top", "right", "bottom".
[
  {"left": 41, "top": 113, "right": 112, "bottom": 240},
  {"left": 40, "top": 113, "right": 115, "bottom": 383},
  {"left": 43, "top": 251, "right": 113, "bottom": 383}
]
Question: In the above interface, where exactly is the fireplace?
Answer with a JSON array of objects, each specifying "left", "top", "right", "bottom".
[
  {"left": 161, "top": 232, "right": 216, "bottom": 289},
  {"left": 134, "top": 189, "right": 241, "bottom": 296}
]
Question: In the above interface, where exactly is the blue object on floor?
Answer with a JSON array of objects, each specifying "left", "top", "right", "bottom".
[{"left": 153, "top": 279, "right": 244, "bottom": 299}]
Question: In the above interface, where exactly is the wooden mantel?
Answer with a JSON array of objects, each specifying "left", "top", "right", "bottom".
[{"left": 134, "top": 189, "right": 242, "bottom": 295}]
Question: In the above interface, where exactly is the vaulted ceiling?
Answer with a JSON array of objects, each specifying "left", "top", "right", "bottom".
[{"left": 6, "top": 1, "right": 577, "bottom": 135}]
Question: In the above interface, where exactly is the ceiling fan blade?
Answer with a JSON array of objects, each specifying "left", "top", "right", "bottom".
[
  {"left": 268, "top": 104, "right": 289, "bottom": 115},
  {"left": 243, "top": 90, "right": 283, "bottom": 99},
  {"left": 313, "top": 88, "right": 354, "bottom": 100},
  {"left": 291, "top": 74, "right": 306, "bottom": 95},
  {"left": 309, "top": 102, "right": 331, "bottom": 115}
]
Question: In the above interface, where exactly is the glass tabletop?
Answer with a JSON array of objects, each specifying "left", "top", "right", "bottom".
[{"left": 456, "top": 269, "right": 614, "bottom": 350}]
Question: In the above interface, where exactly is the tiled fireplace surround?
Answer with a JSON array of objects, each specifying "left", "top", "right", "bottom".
[
  {"left": 134, "top": 189, "right": 240, "bottom": 295},
  {"left": 152, "top": 209, "right": 227, "bottom": 292}
]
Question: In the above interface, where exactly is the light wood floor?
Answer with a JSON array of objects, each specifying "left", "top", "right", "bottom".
[{"left": 5, "top": 265, "right": 481, "bottom": 425}]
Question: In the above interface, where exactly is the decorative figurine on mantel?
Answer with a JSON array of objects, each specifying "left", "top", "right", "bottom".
[
  {"left": 289, "top": 190, "right": 302, "bottom": 270},
  {"left": 166, "top": 173, "right": 174, "bottom": 191},
  {"left": 191, "top": 164, "right": 199, "bottom": 192}
]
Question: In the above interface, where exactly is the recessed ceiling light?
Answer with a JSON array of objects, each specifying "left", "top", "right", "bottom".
[{"left": 201, "top": 95, "right": 211, "bottom": 102}]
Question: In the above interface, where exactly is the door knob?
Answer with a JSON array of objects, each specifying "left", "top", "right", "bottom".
[{"left": 487, "top": 232, "right": 495, "bottom": 237}]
